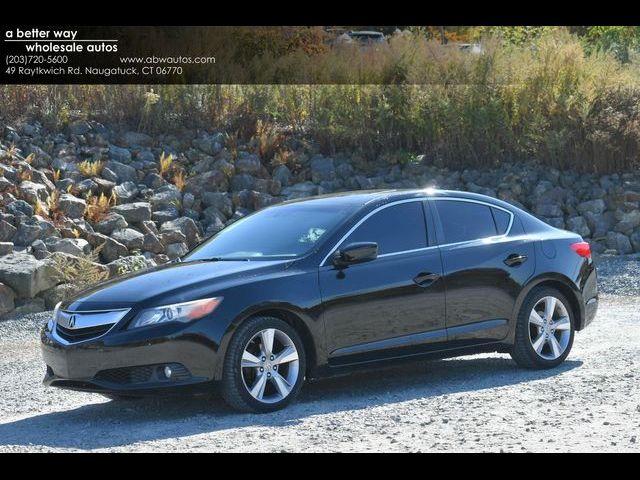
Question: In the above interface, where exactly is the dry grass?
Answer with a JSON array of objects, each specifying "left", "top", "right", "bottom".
[
  {"left": 271, "top": 148, "right": 297, "bottom": 169},
  {"left": 255, "top": 119, "right": 285, "bottom": 161},
  {"left": 50, "top": 243, "right": 108, "bottom": 288},
  {"left": 78, "top": 160, "right": 103, "bottom": 177},
  {"left": 84, "top": 191, "right": 117, "bottom": 223},
  {"left": 19, "top": 170, "right": 32, "bottom": 181},
  {"left": 52, "top": 169, "right": 62, "bottom": 183},
  {"left": 159, "top": 152, "right": 173, "bottom": 177},
  {"left": 172, "top": 169, "right": 187, "bottom": 191}
]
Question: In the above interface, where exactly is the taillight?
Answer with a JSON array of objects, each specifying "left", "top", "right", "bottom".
[{"left": 570, "top": 242, "right": 591, "bottom": 258}]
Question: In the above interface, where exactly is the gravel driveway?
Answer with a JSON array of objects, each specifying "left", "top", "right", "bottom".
[{"left": 0, "top": 256, "right": 638, "bottom": 452}]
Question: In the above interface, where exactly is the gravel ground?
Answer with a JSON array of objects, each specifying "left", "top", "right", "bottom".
[{"left": 0, "top": 257, "right": 638, "bottom": 452}]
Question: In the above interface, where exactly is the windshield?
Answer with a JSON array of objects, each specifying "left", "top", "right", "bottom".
[{"left": 184, "top": 202, "right": 357, "bottom": 261}]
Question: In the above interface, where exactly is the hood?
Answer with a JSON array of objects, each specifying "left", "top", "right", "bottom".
[{"left": 64, "top": 259, "right": 292, "bottom": 311}]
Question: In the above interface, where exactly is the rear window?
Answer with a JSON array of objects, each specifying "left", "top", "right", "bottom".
[
  {"left": 434, "top": 200, "right": 498, "bottom": 244},
  {"left": 492, "top": 208, "right": 511, "bottom": 235}
]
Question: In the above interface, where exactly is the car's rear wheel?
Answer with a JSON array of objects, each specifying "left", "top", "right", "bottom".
[
  {"left": 221, "top": 316, "right": 306, "bottom": 413},
  {"left": 510, "top": 287, "right": 575, "bottom": 369}
]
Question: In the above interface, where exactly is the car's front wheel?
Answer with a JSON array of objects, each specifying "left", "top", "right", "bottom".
[
  {"left": 510, "top": 287, "right": 575, "bottom": 369},
  {"left": 221, "top": 316, "right": 306, "bottom": 413}
]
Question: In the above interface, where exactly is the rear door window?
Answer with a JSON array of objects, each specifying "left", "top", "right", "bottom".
[{"left": 434, "top": 200, "right": 498, "bottom": 244}]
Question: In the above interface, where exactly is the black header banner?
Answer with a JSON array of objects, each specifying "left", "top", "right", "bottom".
[{"left": 0, "top": 25, "right": 439, "bottom": 85}]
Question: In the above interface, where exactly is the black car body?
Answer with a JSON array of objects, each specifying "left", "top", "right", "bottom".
[{"left": 41, "top": 189, "right": 598, "bottom": 412}]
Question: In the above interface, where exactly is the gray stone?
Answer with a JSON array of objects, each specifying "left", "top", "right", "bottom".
[
  {"left": 140, "top": 220, "right": 159, "bottom": 235},
  {"left": 606, "top": 231, "right": 633, "bottom": 254},
  {"left": 336, "top": 163, "right": 354, "bottom": 180},
  {"left": 14, "top": 223, "right": 42, "bottom": 246},
  {"left": 230, "top": 174, "right": 256, "bottom": 192},
  {"left": 143, "top": 172, "right": 166, "bottom": 189},
  {"left": 143, "top": 232, "right": 165, "bottom": 254},
  {"left": 18, "top": 181, "right": 48, "bottom": 204},
  {"left": 149, "top": 187, "right": 181, "bottom": 210},
  {"left": 202, "top": 192, "right": 233, "bottom": 218},
  {"left": 154, "top": 254, "right": 171, "bottom": 265},
  {"left": 182, "top": 192, "right": 196, "bottom": 210},
  {"left": 184, "top": 170, "right": 228, "bottom": 195},
  {"left": 0, "top": 252, "right": 57, "bottom": 298},
  {"left": 566, "top": 216, "right": 591, "bottom": 238},
  {"left": 68, "top": 120, "right": 91, "bottom": 136},
  {"left": 194, "top": 132, "right": 224, "bottom": 155},
  {"left": 121, "top": 131, "right": 153, "bottom": 147},
  {"left": 614, "top": 210, "right": 640, "bottom": 235},
  {"left": 584, "top": 211, "right": 616, "bottom": 238},
  {"left": 58, "top": 193, "right": 87, "bottom": 219},
  {"left": 543, "top": 217, "right": 565, "bottom": 229},
  {"left": 158, "top": 230, "right": 187, "bottom": 246},
  {"left": 0, "top": 220, "right": 17, "bottom": 242},
  {"left": 38, "top": 283, "right": 79, "bottom": 310},
  {"left": 630, "top": 229, "right": 640, "bottom": 253},
  {"left": 104, "top": 160, "right": 138, "bottom": 184},
  {"left": 534, "top": 203, "right": 563, "bottom": 218},
  {"left": 31, "top": 239, "right": 47, "bottom": 252},
  {"left": 310, "top": 156, "right": 336, "bottom": 183},
  {"left": 111, "top": 228, "right": 144, "bottom": 251},
  {"left": 152, "top": 208, "right": 180, "bottom": 223},
  {"left": 577, "top": 199, "right": 607, "bottom": 216},
  {"left": 101, "top": 167, "right": 119, "bottom": 183},
  {"left": 108, "top": 144, "right": 132, "bottom": 164},
  {"left": 44, "top": 237, "right": 90, "bottom": 256},
  {"left": 93, "top": 212, "right": 128, "bottom": 235},
  {"left": 93, "top": 177, "right": 116, "bottom": 195},
  {"left": 6, "top": 200, "right": 34, "bottom": 217},
  {"left": 74, "top": 179, "right": 97, "bottom": 196},
  {"left": 99, "top": 236, "right": 128, "bottom": 263},
  {"left": 2, "top": 297, "right": 46, "bottom": 319},
  {"left": 166, "top": 242, "right": 189, "bottom": 259},
  {"left": 113, "top": 181, "right": 139, "bottom": 202},
  {"left": 107, "top": 255, "right": 150, "bottom": 278},
  {"left": 112, "top": 202, "right": 152, "bottom": 223},
  {"left": 273, "top": 166, "right": 293, "bottom": 188},
  {"left": 202, "top": 211, "right": 226, "bottom": 235},
  {"left": 281, "top": 182, "right": 318, "bottom": 199},
  {"left": 160, "top": 217, "right": 201, "bottom": 249},
  {"left": 0, "top": 242, "right": 13, "bottom": 256},
  {"left": 235, "top": 153, "right": 262, "bottom": 175},
  {"left": 0, "top": 282, "right": 16, "bottom": 314}
]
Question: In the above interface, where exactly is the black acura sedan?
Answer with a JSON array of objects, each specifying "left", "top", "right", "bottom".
[{"left": 41, "top": 189, "right": 598, "bottom": 412}]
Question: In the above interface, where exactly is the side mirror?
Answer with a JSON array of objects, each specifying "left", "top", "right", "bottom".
[{"left": 332, "top": 242, "right": 378, "bottom": 267}]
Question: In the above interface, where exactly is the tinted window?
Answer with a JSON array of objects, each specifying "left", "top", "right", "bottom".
[
  {"left": 435, "top": 201, "right": 497, "bottom": 244},
  {"left": 344, "top": 202, "right": 427, "bottom": 254},
  {"left": 492, "top": 208, "right": 511, "bottom": 235},
  {"left": 185, "top": 203, "right": 356, "bottom": 261}
]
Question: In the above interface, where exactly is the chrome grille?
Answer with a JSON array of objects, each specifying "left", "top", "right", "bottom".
[{"left": 53, "top": 308, "right": 131, "bottom": 345}]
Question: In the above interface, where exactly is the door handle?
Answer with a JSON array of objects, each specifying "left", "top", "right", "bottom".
[
  {"left": 413, "top": 272, "right": 440, "bottom": 287},
  {"left": 504, "top": 253, "right": 528, "bottom": 267}
]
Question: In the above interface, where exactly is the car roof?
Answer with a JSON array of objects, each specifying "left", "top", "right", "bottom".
[{"left": 278, "top": 189, "right": 518, "bottom": 211}]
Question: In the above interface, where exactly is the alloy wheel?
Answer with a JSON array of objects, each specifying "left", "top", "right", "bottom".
[
  {"left": 528, "top": 296, "right": 572, "bottom": 360},
  {"left": 240, "top": 328, "right": 300, "bottom": 404}
]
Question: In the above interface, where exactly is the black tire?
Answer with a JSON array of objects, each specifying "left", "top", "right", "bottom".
[
  {"left": 221, "top": 316, "right": 306, "bottom": 413},
  {"left": 510, "top": 286, "right": 575, "bottom": 369}
]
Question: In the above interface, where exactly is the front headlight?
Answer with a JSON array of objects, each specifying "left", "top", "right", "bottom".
[
  {"left": 47, "top": 301, "right": 61, "bottom": 332},
  {"left": 128, "top": 297, "right": 223, "bottom": 330}
]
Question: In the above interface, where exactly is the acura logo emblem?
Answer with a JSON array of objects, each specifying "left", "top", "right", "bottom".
[{"left": 68, "top": 315, "right": 76, "bottom": 329}]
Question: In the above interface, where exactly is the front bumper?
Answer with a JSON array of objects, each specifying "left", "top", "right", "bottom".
[{"left": 41, "top": 319, "right": 221, "bottom": 395}]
